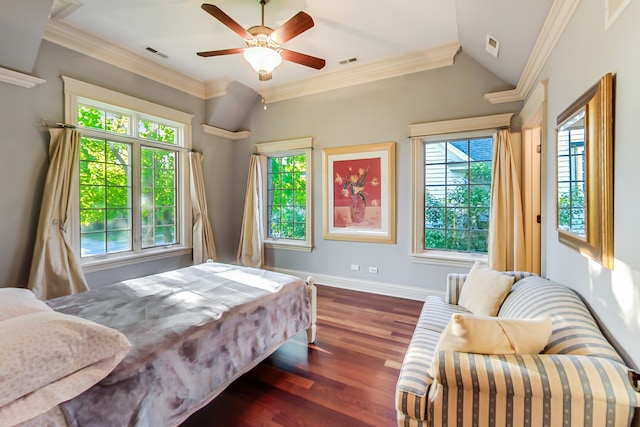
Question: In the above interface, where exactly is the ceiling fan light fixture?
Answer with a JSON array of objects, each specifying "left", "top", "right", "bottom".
[{"left": 243, "top": 46, "right": 282, "bottom": 76}]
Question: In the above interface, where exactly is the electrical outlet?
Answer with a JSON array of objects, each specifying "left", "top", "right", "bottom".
[
  {"left": 368, "top": 266, "right": 378, "bottom": 274},
  {"left": 350, "top": 264, "right": 360, "bottom": 271}
]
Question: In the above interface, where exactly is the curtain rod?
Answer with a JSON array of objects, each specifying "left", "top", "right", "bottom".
[{"left": 40, "top": 119, "right": 76, "bottom": 129}]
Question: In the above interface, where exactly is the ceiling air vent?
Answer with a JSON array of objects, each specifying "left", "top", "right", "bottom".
[
  {"left": 145, "top": 46, "right": 169, "bottom": 59},
  {"left": 338, "top": 57, "right": 359, "bottom": 65}
]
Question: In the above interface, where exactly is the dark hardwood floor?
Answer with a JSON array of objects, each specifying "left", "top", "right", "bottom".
[{"left": 181, "top": 285, "right": 423, "bottom": 427}]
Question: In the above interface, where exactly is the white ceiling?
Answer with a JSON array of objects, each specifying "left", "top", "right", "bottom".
[{"left": 35, "top": 0, "right": 553, "bottom": 100}]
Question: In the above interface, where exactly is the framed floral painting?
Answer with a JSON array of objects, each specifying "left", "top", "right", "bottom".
[{"left": 322, "top": 142, "right": 396, "bottom": 243}]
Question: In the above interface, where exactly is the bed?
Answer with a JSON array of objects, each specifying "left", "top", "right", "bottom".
[{"left": 1, "top": 262, "right": 316, "bottom": 427}]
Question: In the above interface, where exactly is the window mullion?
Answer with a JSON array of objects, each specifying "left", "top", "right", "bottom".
[{"left": 131, "top": 142, "right": 142, "bottom": 253}]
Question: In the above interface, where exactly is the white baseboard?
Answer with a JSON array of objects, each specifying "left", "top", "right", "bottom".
[{"left": 269, "top": 267, "right": 442, "bottom": 301}]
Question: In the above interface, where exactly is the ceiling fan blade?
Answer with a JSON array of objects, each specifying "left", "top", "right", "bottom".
[
  {"left": 280, "top": 49, "right": 326, "bottom": 70},
  {"left": 270, "top": 11, "right": 314, "bottom": 45},
  {"left": 201, "top": 3, "right": 253, "bottom": 40},
  {"left": 197, "top": 48, "right": 245, "bottom": 57}
]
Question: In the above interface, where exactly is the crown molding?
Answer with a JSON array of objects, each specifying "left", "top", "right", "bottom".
[
  {"left": 43, "top": 20, "right": 206, "bottom": 99},
  {"left": 484, "top": 0, "right": 581, "bottom": 104},
  {"left": 409, "top": 113, "right": 513, "bottom": 137},
  {"left": 0, "top": 67, "right": 46, "bottom": 88},
  {"left": 520, "top": 80, "right": 547, "bottom": 129},
  {"left": 204, "top": 78, "right": 231, "bottom": 99},
  {"left": 258, "top": 42, "right": 461, "bottom": 103},
  {"left": 201, "top": 124, "right": 250, "bottom": 140},
  {"left": 43, "top": 15, "right": 461, "bottom": 103}
]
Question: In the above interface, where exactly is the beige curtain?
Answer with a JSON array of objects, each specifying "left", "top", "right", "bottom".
[
  {"left": 189, "top": 151, "right": 217, "bottom": 264},
  {"left": 237, "top": 154, "right": 266, "bottom": 268},
  {"left": 488, "top": 129, "right": 526, "bottom": 271},
  {"left": 28, "top": 128, "right": 89, "bottom": 300}
]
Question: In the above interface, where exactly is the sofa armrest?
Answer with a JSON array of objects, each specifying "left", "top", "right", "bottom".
[
  {"left": 445, "top": 273, "right": 468, "bottom": 304},
  {"left": 430, "top": 351, "right": 640, "bottom": 426}
]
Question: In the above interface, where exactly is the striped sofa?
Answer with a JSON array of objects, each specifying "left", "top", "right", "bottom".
[{"left": 396, "top": 272, "right": 640, "bottom": 427}]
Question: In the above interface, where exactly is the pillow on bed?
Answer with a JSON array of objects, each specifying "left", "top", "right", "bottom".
[
  {"left": 458, "top": 262, "right": 514, "bottom": 316},
  {"left": 0, "top": 311, "right": 131, "bottom": 426},
  {"left": 0, "top": 288, "right": 52, "bottom": 321}
]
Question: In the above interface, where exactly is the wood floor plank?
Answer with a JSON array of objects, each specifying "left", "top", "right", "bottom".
[{"left": 181, "top": 285, "right": 423, "bottom": 427}]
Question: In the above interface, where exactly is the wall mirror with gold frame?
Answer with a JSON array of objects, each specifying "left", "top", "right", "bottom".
[{"left": 555, "top": 73, "right": 613, "bottom": 269}]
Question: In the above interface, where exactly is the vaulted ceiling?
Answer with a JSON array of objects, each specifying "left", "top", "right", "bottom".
[{"left": 2, "top": 0, "right": 556, "bottom": 114}]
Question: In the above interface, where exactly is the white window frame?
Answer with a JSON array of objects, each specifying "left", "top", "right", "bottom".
[
  {"left": 63, "top": 76, "right": 193, "bottom": 272},
  {"left": 410, "top": 113, "right": 512, "bottom": 267},
  {"left": 257, "top": 137, "right": 313, "bottom": 252}
]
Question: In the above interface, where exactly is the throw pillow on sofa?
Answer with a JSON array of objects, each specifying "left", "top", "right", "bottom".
[
  {"left": 429, "top": 313, "right": 552, "bottom": 377},
  {"left": 458, "top": 262, "right": 514, "bottom": 316}
]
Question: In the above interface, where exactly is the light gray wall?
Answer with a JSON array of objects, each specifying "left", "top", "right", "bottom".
[
  {"left": 231, "top": 52, "right": 523, "bottom": 293},
  {"left": 538, "top": 0, "right": 640, "bottom": 366},
  {"left": 0, "top": 40, "right": 238, "bottom": 288}
]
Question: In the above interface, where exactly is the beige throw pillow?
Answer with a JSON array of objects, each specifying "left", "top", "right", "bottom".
[
  {"left": 429, "top": 313, "right": 552, "bottom": 377},
  {"left": 458, "top": 262, "right": 514, "bottom": 316},
  {"left": 437, "top": 313, "right": 552, "bottom": 354}
]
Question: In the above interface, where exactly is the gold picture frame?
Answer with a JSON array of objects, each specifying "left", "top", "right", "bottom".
[
  {"left": 322, "top": 142, "right": 396, "bottom": 243},
  {"left": 555, "top": 73, "right": 614, "bottom": 268}
]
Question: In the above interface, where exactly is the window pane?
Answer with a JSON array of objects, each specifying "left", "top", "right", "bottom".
[
  {"left": 470, "top": 162, "right": 492, "bottom": 184},
  {"left": 424, "top": 136, "right": 493, "bottom": 253},
  {"left": 106, "top": 142, "right": 130, "bottom": 164},
  {"left": 81, "top": 185, "right": 106, "bottom": 209},
  {"left": 107, "top": 186, "right": 130, "bottom": 209},
  {"left": 267, "top": 154, "right": 307, "bottom": 241},
  {"left": 107, "top": 230, "right": 131, "bottom": 253},
  {"left": 80, "top": 138, "right": 106, "bottom": 161},
  {"left": 141, "top": 147, "right": 177, "bottom": 248},
  {"left": 80, "top": 137, "right": 132, "bottom": 257},
  {"left": 445, "top": 230, "right": 469, "bottom": 251},
  {"left": 446, "top": 207, "right": 469, "bottom": 229},
  {"left": 107, "top": 209, "right": 131, "bottom": 231},
  {"left": 105, "top": 111, "right": 129, "bottom": 134},
  {"left": 81, "top": 232, "right": 106, "bottom": 256},
  {"left": 469, "top": 230, "right": 489, "bottom": 253},
  {"left": 81, "top": 209, "right": 105, "bottom": 233},
  {"left": 426, "top": 229, "right": 445, "bottom": 250},
  {"left": 138, "top": 120, "right": 177, "bottom": 144},
  {"left": 105, "top": 163, "right": 130, "bottom": 187},
  {"left": 154, "top": 226, "right": 175, "bottom": 245},
  {"left": 78, "top": 106, "right": 105, "bottom": 130}
]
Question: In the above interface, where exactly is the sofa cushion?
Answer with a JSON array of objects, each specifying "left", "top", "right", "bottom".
[
  {"left": 416, "top": 296, "right": 470, "bottom": 333},
  {"left": 498, "top": 276, "right": 624, "bottom": 364},
  {"left": 432, "top": 313, "right": 552, "bottom": 356},
  {"left": 458, "top": 262, "right": 514, "bottom": 316}
]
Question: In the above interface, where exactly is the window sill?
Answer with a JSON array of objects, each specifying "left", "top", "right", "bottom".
[
  {"left": 81, "top": 246, "right": 192, "bottom": 273},
  {"left": 410, "top": 250, "right": 487, "bottom": 268},
  {"left": 264, "top": 240, "right": 313, "bottom": 253}
]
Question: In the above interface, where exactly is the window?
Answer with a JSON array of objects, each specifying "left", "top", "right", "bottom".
[
  {"left": 257, "top": 137, "right": 313, "bottom": 251},
  {"left": 410, "top": 114, "right": 511, "bottom": 266},
  {"left": 267, "top": 154, "right": 307, "bottom": 240},
  {"left": 63, "top": 77, "right": 193, "bottom": 270},
  {"left": 423, "top": 137, "right": 493, "bottom": 253}
]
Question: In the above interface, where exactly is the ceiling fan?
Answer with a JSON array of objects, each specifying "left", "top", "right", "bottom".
[{"left": 197, "top": 1, "right": 326, "bottom": 81}]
